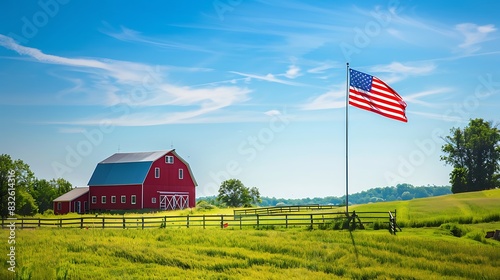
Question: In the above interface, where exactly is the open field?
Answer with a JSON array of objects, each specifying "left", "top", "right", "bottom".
[
  {"left": 2, "top": 189, "right": 500, "bottom": 279},
  {"left": 1, "top": 225, "right": 500, "bottom": 280},
  {"left": 351, "top": 189, "right": 500, "bottom": 227}
]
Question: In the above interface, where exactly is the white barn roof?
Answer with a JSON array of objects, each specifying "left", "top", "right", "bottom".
[
  {"left": 53, "top": 187, "right": 89, "bottom": 202},
  {"left": 100, "top": 150, "right": 172, "bottom": 164}
]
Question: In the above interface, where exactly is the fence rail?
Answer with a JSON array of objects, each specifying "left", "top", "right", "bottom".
[
  {"left": 233, "top": 204, "right": 339, "bottom": 216},
  {"left": 1, "top": 210, "right": 396, "bottom": 230}
]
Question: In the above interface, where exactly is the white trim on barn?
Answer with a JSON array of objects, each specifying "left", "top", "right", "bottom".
[{"left": 157, "top": 191, "right": 189, "bottom": 210}]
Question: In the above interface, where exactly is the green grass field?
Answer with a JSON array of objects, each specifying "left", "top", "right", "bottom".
[{"left": 1, "top": 189, "right": 500, "bottom": 280}]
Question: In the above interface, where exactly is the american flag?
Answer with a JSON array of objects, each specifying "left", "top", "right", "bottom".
[{"left": 349, "top": 69, "right": 407, "bottom": 123}]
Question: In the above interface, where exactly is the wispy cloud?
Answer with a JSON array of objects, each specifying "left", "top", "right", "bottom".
[
  {"left": 403, "top": 88, "right": 452, "bottom": 107},
  {"left": 0, "top": 34, "right": 252, "bottom": 125},
  {"left": 101, "top": 24, "right": 216, "bottom": 54},
  {"left": 301, "top": 84, "right": 345, "bottom": 111},
  {"left": 230, "top": 71, "right": 307, "bottom": 86},
  {"left": 284, "top": 64, "right": 301, "bottom": 79},
  {"left": 367, "top": 61, "right": 436, "bottom": 84},
  {"left": 408, "top": 111, "right": 464, "bottom": 123},
  {"left": 456, "top": 23, "right": 496, "bottom": 53}
]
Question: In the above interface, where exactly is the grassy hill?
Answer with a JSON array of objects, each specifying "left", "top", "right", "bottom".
[
  {"left": 2, "top": 190, "right": 499, "bottom": 280},
  {"left": 351, "top": 188, "right": 500, "bottom": 227}
]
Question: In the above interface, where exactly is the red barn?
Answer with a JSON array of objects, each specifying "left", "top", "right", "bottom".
[
  {"left": 87, "top": 149, "right": 197, "bottom": 211},
  {"left": 53, "top": 187, "right": 89, "bottom": 215}
]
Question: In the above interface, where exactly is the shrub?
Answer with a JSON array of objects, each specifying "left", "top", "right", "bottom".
[
  {"left": 440, "top": 223, "right": 469, "bottom": 237},
  {"left": 196, "top": 201, "right": 216, "bottom": 211},
  {"left": 43, "top": 209, "right": 54, "bottom": 216},
  {"left": 465, "top": 230, "right": 486, "bottom": 243}
]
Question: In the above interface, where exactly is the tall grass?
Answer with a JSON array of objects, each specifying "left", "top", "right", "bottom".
[{"left": 1, "top": 226, "right": 499, "bottom": 280}]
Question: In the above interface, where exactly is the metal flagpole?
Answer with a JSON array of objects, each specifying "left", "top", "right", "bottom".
[{"left": 345, "top": 62, "right": 350, "bottom": 215}]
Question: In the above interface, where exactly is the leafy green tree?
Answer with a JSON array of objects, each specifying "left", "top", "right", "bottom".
[
  {"left": 52, "top": 178, "right": 73, "bottom": 196},
  {"left": 32, "top": 179, "right": 55, "bottom": 214},
  {"left": 0, "top": 154, "right": 37, "bottom": 217},
  {"left": 16, "top": 189, "right": 38, "bottom": 216},
  {"left": 441, "top": 119, "right": 500, "bottom": 193},
  {"left": 217, "top": 179, "right": 260, "bottom": 207},
  {"left": 33, "top": 178, "right": 72, "bottom": 214}
]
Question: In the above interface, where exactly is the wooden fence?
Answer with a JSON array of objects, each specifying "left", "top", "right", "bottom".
[
  {"left": 233, "top": 204, "right": 338, "bottom": 216},
  {"left": 1, "top": 210, "right": 396, "bottom": 230}
]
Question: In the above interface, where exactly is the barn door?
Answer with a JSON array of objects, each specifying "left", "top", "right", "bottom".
[
  {"left": 159, "top": 194, "right": 189, "bottom": 210},
  {"left": 75, "top": 201, "right": 81, "bottom": 214},
  {"left": 160, "top": 195, "right": 167, "bottom": 210}
]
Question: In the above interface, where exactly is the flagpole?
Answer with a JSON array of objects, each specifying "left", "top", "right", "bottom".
[{"left": 345, "top": 62, "right": 350, "bottom": 215}]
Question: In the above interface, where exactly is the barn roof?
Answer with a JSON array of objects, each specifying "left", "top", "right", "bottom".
[
  {"left": 53, "top": 187, "right": 89, "bottom": 202},
  {"left": 100, "top": 150, "right": 170, "bottom": 164},
  {"left": 88, "top": 161, "right": 152, "bottom": 185},
  {"left": 88, "top": 150, "right": 189, "bottom": 186}
]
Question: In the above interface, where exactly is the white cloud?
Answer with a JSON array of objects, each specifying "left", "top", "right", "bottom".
[
  {"left": 101, "top": 24, "right": 215, "bottom": 54},
  {"left": 403, "top": 88, "right": 452, "bottom": 107},
  {"left": 301, "top": 85, "right": 345, "bottom": 111},
  {"left": 456, "top": 23, "right": 496, "bottom": 52},
  {"left": 0, "top": 34, "right": 253, "bottom": 125},
  {"left": 368, "top": 61, "right": 436, "bottom": 84},
  {"left": 230, "top": 71, "right": 307, "bottom": 86},
  {"left": 264, "top": 110, "right": 281, "bottom": 116},
  {"left": 370, "top": 62, "right": 436, "bottom": 75},
  {"left": 307, "top": 62, "right": 337, "bottom": 74},
  {"left": 284, "top": 64, "right": 301, "bottom": 79}
]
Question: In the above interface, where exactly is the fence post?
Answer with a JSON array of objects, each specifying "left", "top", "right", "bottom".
[
  {"left": 39, "top": 218, "right": 41, "bottom": 228},
  {"left": 102, "top": 218, "right": 105, "bottom": 229},
  {"left": 310, "top": 214, "right": 313, "bottom": 228},
  {"left": 142, "top": 217, "right": 144, "bottom": 229},
  {"left": 256, "top": 214, "right": 259, "bottom": 228},
  {"left": 187, "top": 216, "right": 190, "bottom": 228},
  {"left": 220, "top": 215, "right": 224, "bottom": 229},
  {"left": 286, "top": 214, "right": 288, "bottom": 228},
  {"left": 80, "top": 218, "right": 83, "bottom": 229},
  {"left": 203, "top": 215, "right": 206, "bottom": 229},
  {"left": 123, "top": 217, "right": 126, "bottom": 229}
]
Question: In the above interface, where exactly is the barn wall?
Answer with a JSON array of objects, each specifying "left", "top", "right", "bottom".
[
  {"left": 71, "top": 192, "right": 90, "bottom": 214},
  {"left": 89, "top": 184, "right": 142, "bottom": 211},
  {"left": 143, "top": 152, "right": 196, "bottom": 209},
  {"left": 53, "top": 191, "right": 90, "bottom": 214},
  {"left": 54, "top": 201, "right": 70, "bottom": 215}
]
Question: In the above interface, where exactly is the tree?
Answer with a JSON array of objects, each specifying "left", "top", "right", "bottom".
[
  {"left": 0, "top": 154, "right": 37, "bottom": 217},
  {"left": 441, "top": 118, "right": 500, "bottom": 193},
  {"left": 217, "top": 179, "right": 260, "bottom": 207},
  {"left": 32, "top": 178, "right": 72, "bottom": 214}
]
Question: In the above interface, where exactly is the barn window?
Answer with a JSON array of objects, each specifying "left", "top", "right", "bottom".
[
  {"left": 92, "top": 196, "right": 97, "bottom": 204},
  {"left": 179, "top": 168, "right": 184, "bottom": 179},
  {"left": 131, "top": 195, "right": 137, "bottom": 204},
  {"left": 57, "top": 202, "right": 61, "bottom": 210},
  {"left": 101, "top": 196, "right": 106, "bottom": 204},
  {"left": 152, "top": 197, "right": 156, "bottom": 204},
  {"left": 111, "top": 196, "right": 116, "bottom": 204},
  {"left": 165, "top": 156, "right": 174, "bottom": 164},
  {"left": 121, "top": 195, "right": 126, "bottom": 203},
  {"left": 155, "top": 167, "right": 160, "bottom": 178}
]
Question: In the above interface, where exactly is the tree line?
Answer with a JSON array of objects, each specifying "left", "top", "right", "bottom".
[
  {"left": 198, "top": 183, "right": 451, "bottom": 207},
  {"left": 0, "top": 154, "right": 72, "bottom": 217}
]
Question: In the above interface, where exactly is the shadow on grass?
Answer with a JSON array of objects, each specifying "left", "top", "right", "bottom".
[{"left": 349, "top": 231, "right": 360, "bottom": 269}]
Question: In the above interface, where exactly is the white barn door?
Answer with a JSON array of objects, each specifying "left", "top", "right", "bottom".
[{"left": 158, "top": 192, "right": 189, "bottom": 210}]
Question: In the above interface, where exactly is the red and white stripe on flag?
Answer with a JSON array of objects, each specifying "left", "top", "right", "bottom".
[{"left": 349, "top": 69, "right": 407, "bottom": 123}]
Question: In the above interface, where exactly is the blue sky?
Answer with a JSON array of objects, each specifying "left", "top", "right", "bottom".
[{"left": 1, "top": 0, "right": 499, "bottom": 198}]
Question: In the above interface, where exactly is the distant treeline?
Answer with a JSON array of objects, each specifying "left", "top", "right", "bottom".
[{"left": 197, "top": 184, "right": 451, "bottom": 207}]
